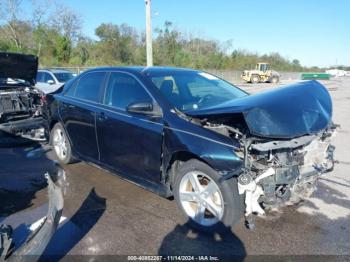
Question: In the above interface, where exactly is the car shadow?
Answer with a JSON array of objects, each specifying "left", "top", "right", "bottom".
[
  {"left": 40, "top": 188, "right": 106, "bottom": 260},
  {"left": 158, "top": 220, "right": 246, "bottom": 260}
]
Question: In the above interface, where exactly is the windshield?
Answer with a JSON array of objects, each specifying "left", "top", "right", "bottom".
[
  {"left": 54, "top": 72, "right": 75, "bottom": 83},
  {"left": 147, "top": 70, "right": 247, "bottom": 111}
]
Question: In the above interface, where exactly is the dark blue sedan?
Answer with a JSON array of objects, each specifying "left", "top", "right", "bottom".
[{"left": 47, "top": 67, "right": 336, "bottom": 231}]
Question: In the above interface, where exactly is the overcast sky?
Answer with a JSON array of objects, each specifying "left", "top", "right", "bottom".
[{"left": 57, "top": 0, "right": 349, "bottom": 67}]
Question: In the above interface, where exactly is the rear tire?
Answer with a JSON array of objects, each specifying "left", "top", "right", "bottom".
[
  {"left": 250, "top": 75, "right": 260, "bottom": 84},
  {"left": 50, "top": 123, "right": 74, "bottom": 164},
  {"left": 173, "top": 159, "right": 243, "bottom": 233},
  {"left": 270, "top": 76, "right": 279, "bottom": 83}
]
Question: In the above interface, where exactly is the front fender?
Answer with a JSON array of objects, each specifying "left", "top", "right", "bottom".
[{"left": 163, "top": 125, "right": 243, "bottom": 176}]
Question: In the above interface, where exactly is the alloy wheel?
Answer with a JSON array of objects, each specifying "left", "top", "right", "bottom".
[
  {"left": 179, "top": 171, "right": 224, "bottom": 226},
  {"left": 53, "top": 128, "right": 68, "bottom": 161}
]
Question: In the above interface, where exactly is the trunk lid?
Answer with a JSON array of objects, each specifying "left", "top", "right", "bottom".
[
  {"left": 187, "top": 80, "right": 332, "bottom": 139},
  {"left": 0, "top": 52, "right": 38, "bottom": 86}
]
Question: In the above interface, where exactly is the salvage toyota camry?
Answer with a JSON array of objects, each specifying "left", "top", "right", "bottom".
[{"left": 47, "top": 67, "right": 336, "bottom": 231}]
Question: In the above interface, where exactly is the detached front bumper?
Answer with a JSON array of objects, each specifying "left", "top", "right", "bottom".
[
  {"left": 0, "top": 117, "right": 47, "bottom": 141},
  {"left": 0, "top": 168, "right": 66, "bottom": 260}
]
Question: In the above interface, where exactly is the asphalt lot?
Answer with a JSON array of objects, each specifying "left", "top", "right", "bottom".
[{"left": 0, "top": 77, "right": 349, "bottom": 258}]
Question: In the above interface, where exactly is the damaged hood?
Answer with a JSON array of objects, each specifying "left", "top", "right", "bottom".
[
  {"left": 187, "top": 80, "right": 332, "bottom": 138},
  {"left": 0, "top": 52, "right": 38, "bottom": 85}
]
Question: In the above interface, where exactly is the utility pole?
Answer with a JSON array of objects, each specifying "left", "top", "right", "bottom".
[{"left": 145, "top": 0, "right": 153, "bottom": 66}]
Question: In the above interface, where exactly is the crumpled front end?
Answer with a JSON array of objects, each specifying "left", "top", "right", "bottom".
[
  {"left": 185, "top": 80, "right": 336, "bottom": 228},
  {"left": 236, "top": 124, "right": 337, "bottom": 228},
  {"left": 0, "top": 86, "right": 47, "bottom": 141}
]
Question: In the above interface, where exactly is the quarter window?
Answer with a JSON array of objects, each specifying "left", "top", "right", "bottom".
[
  {"left": 105, "top": 72, "right": 152, "bottom": 110},
  {"left": 75, "top": 72, "right": 106, "bottom": 102}
]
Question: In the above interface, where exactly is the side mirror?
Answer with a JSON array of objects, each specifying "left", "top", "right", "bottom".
[
  {"left": 126, "top": 101, "right": 154, "bottom": 115},
  {"left": 47, "top": 80, "right": 55, "bottom": 85}
]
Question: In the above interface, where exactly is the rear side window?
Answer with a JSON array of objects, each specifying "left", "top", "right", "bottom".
[
  {"left": 104, "top": 72, "right": 152, "bottom": 110},
  {"left": 74, "top": 72, "right": 106, "bottom": 102}
]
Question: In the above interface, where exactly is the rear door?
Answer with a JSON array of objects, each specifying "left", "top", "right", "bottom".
[
  {"left": 59, "top": 71, "right": 106, "bottom": 161},
  {"left": 96, "top": 71, "right": 164, "bottom": 182}
]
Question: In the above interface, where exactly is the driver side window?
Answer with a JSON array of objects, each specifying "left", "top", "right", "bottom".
[{"left": 105, "top": 72, "right": 152, "bottom": 110}]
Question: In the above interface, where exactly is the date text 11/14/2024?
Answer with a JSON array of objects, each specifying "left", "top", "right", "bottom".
[{"left": 127, "top": 255, "right": 220, "bottom": 261}]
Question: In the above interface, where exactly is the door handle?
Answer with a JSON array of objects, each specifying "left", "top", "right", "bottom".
[{"left": 97, "top": 112, "right": 108, "bottom": 122}]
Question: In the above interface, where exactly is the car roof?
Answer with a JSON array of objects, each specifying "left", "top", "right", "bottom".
[
  {"left": 81, "top": 66, "right": 200, "bottom": 75},
  {"left": 38, "top": 69, "right": 74, "bottom": 73}
]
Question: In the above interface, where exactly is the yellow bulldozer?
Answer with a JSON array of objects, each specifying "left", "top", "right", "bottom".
[{"left": 241, "top": 63, "right": 280, "bottom": 84}]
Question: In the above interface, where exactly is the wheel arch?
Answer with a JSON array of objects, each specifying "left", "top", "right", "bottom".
[
  {"left": 49, "top": 119, "right": 59, "bottom": 131},
  {"left": 161, "top": 125, "right": 244, "bottom": 195},
  {"left": 163, "top": 150, "right": 213, "bottom": 193}
]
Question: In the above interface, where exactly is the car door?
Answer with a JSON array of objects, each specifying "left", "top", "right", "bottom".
[
  {"left": 96, "top": 71, "right": 164, "bottom": 183},
  {"left": 59, "top": 71, "right": 106, "bottom": 162}
]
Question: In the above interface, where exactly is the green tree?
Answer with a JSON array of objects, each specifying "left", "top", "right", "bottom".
[
  {"left": 55, "top": 35, "right": 71, "bottom": 63},
  {"left": 0, "top": 1, "right": 328, "bottom": 72}
]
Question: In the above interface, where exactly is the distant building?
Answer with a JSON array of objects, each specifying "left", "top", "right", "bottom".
[{"left": 326, "top": 69, "right": 350, "bottom": 77}]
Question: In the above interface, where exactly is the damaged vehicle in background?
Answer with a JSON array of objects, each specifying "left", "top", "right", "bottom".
[
  {"left": 0, "top": 52, "right": 47, "bottom": 141},
  {"left": 46, "top": 67, "right": 336, "bottom": 231}
]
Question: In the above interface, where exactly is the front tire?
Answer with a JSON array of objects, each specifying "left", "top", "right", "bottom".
[
  {"left": 250, "top": 75, "right": 260, "bottom": 84},
  {"left": 270, "top": 76, "right": 279, "bottom": 83},
  {"left": 50, "top": 123, "right": 74, "bottom": 164},
  {"left": 173, "top": 159, "right": 243, "bottom": 233}
]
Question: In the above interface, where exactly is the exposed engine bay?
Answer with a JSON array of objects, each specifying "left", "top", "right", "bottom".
[
  {"left": 0, "top": 85, "right": 46, "bottom": 141},
  {"left": 203, "top": 118, "right": 337, "bottom": 229}
]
